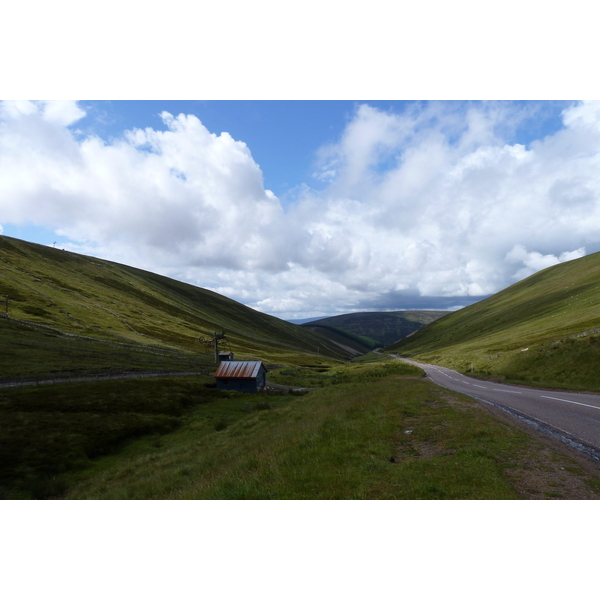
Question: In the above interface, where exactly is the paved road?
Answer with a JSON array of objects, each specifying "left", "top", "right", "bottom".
[{"left": 395, "top": 356, "right": 600, "bottom": 462}]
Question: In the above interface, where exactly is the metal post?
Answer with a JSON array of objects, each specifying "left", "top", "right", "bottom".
[{"left": 5, "top": 295, "right": 7, "bottom": 317}]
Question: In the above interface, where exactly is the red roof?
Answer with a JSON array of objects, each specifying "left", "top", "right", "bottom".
[{"left": 214, "top": 361, "right": 266, "bottom": 379}]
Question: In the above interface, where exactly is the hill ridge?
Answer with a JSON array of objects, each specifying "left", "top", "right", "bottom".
[{"left": 303, "top": 309, "right": 450, "bottom": 351}]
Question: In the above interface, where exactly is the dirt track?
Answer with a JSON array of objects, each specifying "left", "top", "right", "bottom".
[{"left": 0, "top": 370, "right": 205, "bottom": 389}]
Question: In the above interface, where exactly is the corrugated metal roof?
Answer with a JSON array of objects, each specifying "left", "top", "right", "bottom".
[{"left": 214, "top": 361, "right": 265, "bottom": 379}]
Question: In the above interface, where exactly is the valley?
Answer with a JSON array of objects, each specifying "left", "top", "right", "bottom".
[{"left": 2, "top": 235, "right": 600, "bottom": 499}]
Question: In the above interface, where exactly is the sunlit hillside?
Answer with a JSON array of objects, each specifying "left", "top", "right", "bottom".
[
  {"left": 0, "top": 235, "right": 349, "bottom": 380},
  {"left": 389, "top": 251, "right": 600, "bottom": 390}
]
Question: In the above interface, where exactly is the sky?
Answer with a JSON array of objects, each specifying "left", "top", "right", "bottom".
[
  {"left": 2, "top": 99, "right": 600, "bottom": 319},
  {"left": 3, "top": 0, "right": 600, "bottom": 586}
]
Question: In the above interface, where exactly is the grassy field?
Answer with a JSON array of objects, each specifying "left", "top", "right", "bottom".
[
  {"left": 3, "top": 355, "right": 598, "bottom": 500},
  {"left": 267, "top": 351, "right": 420, "bottom": 388},
  {"left": 389, "top": 251, "right": 600, "bottom": 391}
]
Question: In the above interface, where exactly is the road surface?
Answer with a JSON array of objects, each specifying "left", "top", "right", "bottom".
[{"left": 396, "top": 356, "right": 600, "bottom": 462}]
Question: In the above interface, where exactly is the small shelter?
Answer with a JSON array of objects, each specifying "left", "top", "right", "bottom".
[
  {"left": 218, "top": 351, "right": 234, "bottom": 362},
  {"left": 214, "top": 361, "right": 267, "bottom": 394}
]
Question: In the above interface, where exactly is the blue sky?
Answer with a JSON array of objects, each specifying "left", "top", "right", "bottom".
[
  {"left": 3, "top": 99, "right": 600, "bottom": 319},
  {"left": 70, "top": 100, "right": 571, "bottom": 199}
]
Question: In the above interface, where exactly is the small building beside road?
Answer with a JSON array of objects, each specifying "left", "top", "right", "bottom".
[{"left": 214, "top": 361, "right": 267, "bottom": 393}]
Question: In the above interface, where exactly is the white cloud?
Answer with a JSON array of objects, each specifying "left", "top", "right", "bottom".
[
  {"left": 0, "top": 103, "right": 286, "bottom": 273},
  {"left": 0, "top": 100, "right": 85, "bottom": 125},
  {"left": 506, "top": 244, "right": 586, "bottom": 279},
  {"left": 2, "top": 100, "right": 600, "bottom": 319}
]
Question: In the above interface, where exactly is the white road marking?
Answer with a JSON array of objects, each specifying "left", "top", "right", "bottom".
[
  {"left": 493, "top": 389, "right": 522, "bottom": 394},
  {"left": 541, "top": 395, "right": 600, "bottom": 411},
  {"left": 473, "top": 384, "right": 488, "bottom": 389}
]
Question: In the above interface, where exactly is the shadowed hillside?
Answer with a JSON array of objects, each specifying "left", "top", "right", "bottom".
[
  {"left": 389, "top": 251, "right": 600, "bottom": 391},
  {"left": 302, "top": 310, "right": 450, "bottom": 352}
]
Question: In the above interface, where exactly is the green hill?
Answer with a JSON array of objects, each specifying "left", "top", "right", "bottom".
[
  {"left": 303, "top": 310, "right": 450, "bottom": 351},
  {"left": 0, "top": 235, "right": 349, "bottom": 380},
  {"left": 388, "top": 251, "right": 600, "bottom": 391}
]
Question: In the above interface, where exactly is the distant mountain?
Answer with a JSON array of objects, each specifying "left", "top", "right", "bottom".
[
  {"left": 301, "top": 310, "right": 450, "bottom": 354},
  {"left": 389, "top": 251, "right": 600, "bottom": 390},
  {"left": 287, "top": 316, "right": 335, "bottom": 325}
]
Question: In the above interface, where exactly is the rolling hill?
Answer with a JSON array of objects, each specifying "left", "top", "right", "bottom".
[
  {"left": 0, "top": 235, "right": 350, "bottom": 380},
  {"left": 388, "top": 251, "right": 600, "bottom": 391},
  {"left": 302, "top": 310, "right": 450, "bottom": 354}
]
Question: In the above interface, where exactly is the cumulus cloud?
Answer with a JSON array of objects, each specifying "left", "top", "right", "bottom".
[
  {"left": 0, "top": 102, "right": 287, "bottom": 272},
  {"left": 2, "top": 100, "right": 600, "bottom": 319},
  {"left": 506, "top": 245, "right": 586, "bottom": 279}
]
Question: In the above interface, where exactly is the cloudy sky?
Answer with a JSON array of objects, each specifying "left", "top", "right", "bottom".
[{"left": 1, "top": 99, "right": 600, "bottom": 319}]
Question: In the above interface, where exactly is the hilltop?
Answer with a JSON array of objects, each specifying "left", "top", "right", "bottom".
[
  {"left": 302, "top": 310, "right": 450, "bottom": 354},
  {"left": 389, "top": 251, "right": 600, "bottom": 391},
  {"left": 0, "top": 235, "right": 349, "bottom": 380}
]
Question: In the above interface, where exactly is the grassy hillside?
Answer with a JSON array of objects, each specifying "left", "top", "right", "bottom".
[
  {"left": 0, "top": 235, "right": 349, "bottom": 381},
  {"left": 303, "top": 310, "right": 450, "bottom": 349},
  {"left": 301, "top": 324, "right": 374, "bottom": 355},
  {"left": 389, "top": 251, "right": 600, "bottom": 391}
]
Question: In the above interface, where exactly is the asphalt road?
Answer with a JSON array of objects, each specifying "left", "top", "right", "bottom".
[{"left": 395, "top": 356, "right": 600, "bottom": 462}]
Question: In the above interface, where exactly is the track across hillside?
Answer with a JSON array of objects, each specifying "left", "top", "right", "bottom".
[{"left": 0, "top": 370, "right": 207, "bottom": 389}]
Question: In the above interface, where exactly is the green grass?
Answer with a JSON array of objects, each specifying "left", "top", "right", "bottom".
[
  {"left": 64, "top": 375, "right": 596, "bottom": 500},
  {"left": 0, "top": 316, "right": 207, "bottom": 380},
  {"left": 0, "top": 375, "right": 297, "bottom": 499},
  {"left": 389, "top": 251, "right": 600, "bottom": 391},
  {"left": 267, "top": 353, "right": 423, "bottom": 388},
  {"left": 352, "top": 351, "right": 397, "bottom": 363},
  {"left": 2, "top": 355, "right": 598, "bottom": 500}
]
